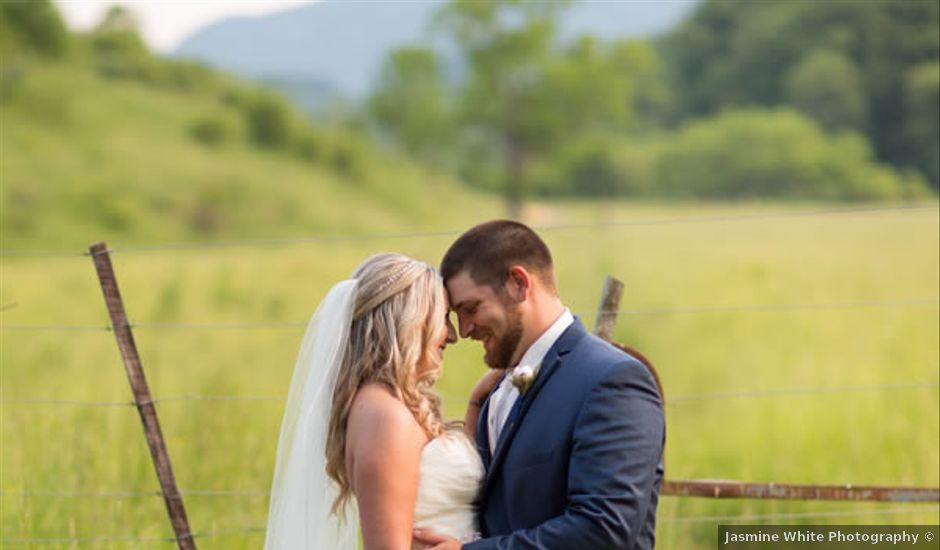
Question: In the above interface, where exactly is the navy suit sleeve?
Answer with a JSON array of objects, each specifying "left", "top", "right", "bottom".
[{"left": 465, "top": 361, "right": 665, "bottom": 549}]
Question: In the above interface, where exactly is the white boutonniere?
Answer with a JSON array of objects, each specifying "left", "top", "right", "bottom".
[{"left": 510, "top": 363, "right": 540, "bottom": 395}]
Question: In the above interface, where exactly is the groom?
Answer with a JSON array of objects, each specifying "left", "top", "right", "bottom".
[{"left": 415, "top": 220, "right": 665, "bottom": 549}]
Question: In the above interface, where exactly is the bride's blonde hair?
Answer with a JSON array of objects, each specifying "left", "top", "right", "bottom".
[{"left": 325, "top": 253, "right": 447, "bottom": 514}]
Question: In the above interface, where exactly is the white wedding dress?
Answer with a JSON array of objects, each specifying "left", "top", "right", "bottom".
[
  {"left": 264, "top": 279, "right": 484, "bottom": 549},
  {"left": 413, "top": 429, "right": 484, "bottom": 545}
]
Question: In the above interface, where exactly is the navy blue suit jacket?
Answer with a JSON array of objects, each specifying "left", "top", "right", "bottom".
[{"left": 464, "top": 320, "right": 665, "bottom": 549}]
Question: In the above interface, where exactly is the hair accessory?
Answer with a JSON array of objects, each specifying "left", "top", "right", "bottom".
[{"left": 376, "top": 262, "right": 413, "bottom": 296}]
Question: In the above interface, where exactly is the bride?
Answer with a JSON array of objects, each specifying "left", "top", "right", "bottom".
[{"left": 264, "top": 253, "right": 497, "bottom": 549}]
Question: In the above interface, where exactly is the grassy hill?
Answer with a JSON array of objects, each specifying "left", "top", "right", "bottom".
[{"left": 1, "top": 59, "right": 495, "bottom": 252}]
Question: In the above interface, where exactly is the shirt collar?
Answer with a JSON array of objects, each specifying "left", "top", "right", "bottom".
[{"left": 514, "top": 308, "right": 573, "bottom": 369}]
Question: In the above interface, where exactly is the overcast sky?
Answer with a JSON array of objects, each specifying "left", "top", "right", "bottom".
[{"left": 55, "top": 1, "right": 314, "bottom": 53}]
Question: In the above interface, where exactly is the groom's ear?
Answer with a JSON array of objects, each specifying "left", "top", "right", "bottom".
[{"left": 506, "top": 266, "right": 532, "bottom": 302}]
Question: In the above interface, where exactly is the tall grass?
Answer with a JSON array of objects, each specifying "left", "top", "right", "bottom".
[{"left": 3, "top": 202, "right": 938, "bottom": 548}]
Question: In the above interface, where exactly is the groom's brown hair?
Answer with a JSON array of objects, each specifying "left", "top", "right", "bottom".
[{"left": 441, "top": 220, "right": 557, "bottom": 293}]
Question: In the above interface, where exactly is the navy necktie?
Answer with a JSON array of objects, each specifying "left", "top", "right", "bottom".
[{"left": 495, "top": 394, "right": 524, "bottom": 451}]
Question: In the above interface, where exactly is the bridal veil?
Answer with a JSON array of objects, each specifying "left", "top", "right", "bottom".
[{"left": 264, "top": 279, "right": 360, "bottom": 549}]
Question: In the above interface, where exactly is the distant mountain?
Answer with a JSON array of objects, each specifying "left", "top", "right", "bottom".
[
  {"left": 174, "top": 0, "right": 699, "bottom": 107},
  {"left": 257, "top": 73, "right": 346, "bottom": 116}
]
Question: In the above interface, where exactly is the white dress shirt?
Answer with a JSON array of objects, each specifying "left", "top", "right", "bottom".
[{"left": 488, "top": 308, "right": 574, "bottom": 454}]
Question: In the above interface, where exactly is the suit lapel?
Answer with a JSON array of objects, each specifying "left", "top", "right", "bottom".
[
  {"left": 481, "top": 320, "right": 588, "bottom": 490},
  {"left": 476, "top": 369, "right": 510, "bottom": 472},
  {"left": 476, "top": 393, "right": 493, "bottom": 471}
]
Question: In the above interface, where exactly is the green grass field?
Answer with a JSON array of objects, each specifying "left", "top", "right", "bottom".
[
  {"left": 2, "top": 57, "right": 938, "bottom": 549},
  {"left": 3, "top": 202, "right": 938, "bottom": 548}
]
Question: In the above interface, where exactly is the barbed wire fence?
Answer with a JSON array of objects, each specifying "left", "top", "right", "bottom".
[
  {"left": 2, "top": 508, "right": 936, "bottom": 546},
  {"left": 2, "top": 204, "right": 939, "bottom": 545},
  {"left": 2, "top": 204, "right": 936, "bottom": 258}
]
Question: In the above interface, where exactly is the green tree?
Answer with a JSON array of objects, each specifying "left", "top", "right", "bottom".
[
  {"left": 437, "top": 0, "right": 565, "bottom": 217},
  {"left": 655, "top": 109, "right": 929, "bottom": 200},
  {"left": 0, "top": 0, "right": 69, "bottom": 59},
  {"left": 371, "top": 0, "right": 644, "bottom": 216},
  {"left": 245, "top": 92, "right": 291, "bottom": 149},
  {"left": 369, "top": 47, "right": 454, "bottom": 168},
  {"left": 786, "top": 49, "right": 867, "bottom": 132},
  {"left": 904, "top": 62, "right": 940, "bottom": 188},
  {"left": 88, "top": 6, "right": 154, "bottom": 81},
  {"left": 616, "top": 40, "right": 675, "bottom": 131},
  {"left": 664, "top": 0, "right": 940, "bottom": 189},
  {"left": 91, "top": 6, "right": 148, "bottom": 54}
]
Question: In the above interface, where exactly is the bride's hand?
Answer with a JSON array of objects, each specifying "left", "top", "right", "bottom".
[
  {"left": 468, "top": 369, "right": 504, "bottom": 408},
  {"left": 464, "top": 369, "right": 504, "bottom": 432}
]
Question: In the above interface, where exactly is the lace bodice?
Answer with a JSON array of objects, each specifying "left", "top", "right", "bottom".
[{"left": 412, "top": 429, "right": 484, "bottom": 544}]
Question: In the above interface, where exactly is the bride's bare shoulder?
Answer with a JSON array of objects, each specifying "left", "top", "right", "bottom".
[{"left": 347, "top": 383, "right": 427, "bottom": 448}]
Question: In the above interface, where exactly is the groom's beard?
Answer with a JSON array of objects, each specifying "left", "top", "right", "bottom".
[{"left": 486, "top": 305, "right": 524, "bottom": 370}]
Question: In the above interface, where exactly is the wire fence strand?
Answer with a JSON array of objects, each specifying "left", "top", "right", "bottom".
[
  {"left": 0, "top": 489, "right": 268, "bottom": 498},
  {"left": 0, "top": 396, "right": 280, "bottom": 407},
  {"left": 662, "top": 505, "right": 940, "bottom": 524},
  {"left": 3, "top": 380, "right": 937, "bottom": 409},
  {"left": 3, "top": 506, "right": 936, "bottom": 544},
  {"left": 0, "top": 397, "right": 136, "bottom": 407},
  {"left": 2, "top": 297, "right": 937, "bottom": 334},
  {"left": 615, "top": 297, "right": 940, "bottom": 316},
  {"left": 0, "top": 526, "right": 268, "bottom": 545},
  {"left": 0, "top": 324, "right": 113, "bottom": 332},
  {"left": 2, "top": 204, "right": 936, "bottom": 258},
  {"left": 668, "top": 381, "right": 940, "bottom": 403}
]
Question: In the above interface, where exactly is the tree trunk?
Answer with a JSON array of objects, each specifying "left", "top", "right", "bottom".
[{"left": 505, "top": 138, "right": 525, "bottom": 220}]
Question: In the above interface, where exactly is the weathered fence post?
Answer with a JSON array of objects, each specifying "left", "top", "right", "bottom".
[
  {"left": 593, "top": 276, "right": 624, "bottom": 341},
  {"left": 89, "top": 242, "right": 196, "bottom": 550},
  {"left": 589, "top": 274, "right": 939, "bottom": 504}
]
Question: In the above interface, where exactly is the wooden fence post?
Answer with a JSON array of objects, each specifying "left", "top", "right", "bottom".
[
  {"left": 89, "top": 242, "right": 196, "bottom": 550},
  {"left": 588, "top": 274, "right": 939, "bottom": 505},
  {"left": 593, "top": 276, "right": 624, "bottom": 341}
]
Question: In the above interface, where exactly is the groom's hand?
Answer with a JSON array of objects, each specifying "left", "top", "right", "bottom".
[{"left": 412, "top": 528, "right": 461, "bottom": 549}]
